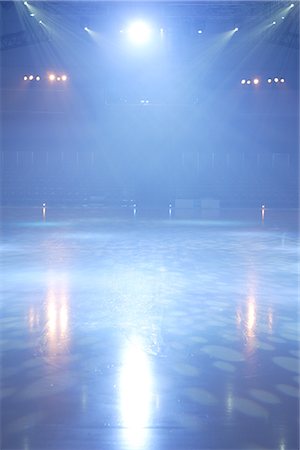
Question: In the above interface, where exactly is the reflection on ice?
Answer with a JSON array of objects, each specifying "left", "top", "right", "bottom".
[
  {"left": 43, "top": 273, "right": 71, "bottom": 355},
  {"left": 119, "top": 337, "right": 153, "bottom": 448}
]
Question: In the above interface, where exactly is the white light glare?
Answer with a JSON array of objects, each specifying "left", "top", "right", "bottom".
[
  {"left": 241, "top": 79, "right": 246, "bottom": 84},
  {"left": 127, "top": 21, "right": 152, "bottom": 45},
  {"left": 49, "top": 74, "right": 55, "bottom": 81},
  {"left": 30, "top": 13, "right": 35, "bottom": 17},
  {"left": 23, "top": 1, "right": 29, "bottom": 5},
  {"left": 246, "top": 80, "right": 251, "bottom": 84},
  {"left": 274, "top": 77, "right": 279, "bottom": 83},
  {"left": 23, "top": 76, "right": 28, "bottom": 81},
  {"left": 36, "top": 76, "right": 40, "bottom": 81},
  {"left": 290, "top": 3, "right": 294, "bottom": 7},
  {"left": 84, "top": 26, "right": 89, "bottom": 31},
  {"left": 61, "top": 75, "right": 67, "bottom": 81},
  {"left": 234, "top": 27, "right": 239, "bottom": 32},
  {"left": 267, "top": 78, "right": 272, "bottom": 83},
  {"left": 39, "top": 20, "right": 44, "bottom": 25},
  {"left": 280, "top": 78, "right": 285, "bottom": 83},
  {"left": 253, "top": 78, "right": 259, "bottom": 85},
  {"left": 272, "top": 21, "right": 276, "bottom": 25},
  {"left": 198, "top": 29, "right": 203, "bottom": 34},
  {"left": 29, "top": 75, "right": 34, "bottom": 80}
]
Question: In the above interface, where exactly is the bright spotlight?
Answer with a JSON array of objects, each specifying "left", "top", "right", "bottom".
[
  {"left": 39, "top": 20, "right": 44, "bottom": 25},
  {"left": 253, "top": 78, "right": 259, "bottom": 85},
  {"left": 23, "top": 1, "right": 29, "bottom": 5},
  {"left": 127, "top": 21, "right": 152, "bottom": 45},
  {"left": 198, "top": 29, "right": 203, "bottom": 34},
  {"left": 29, "top": 75, "right": 34, "bottom": 80},
  {"left": 23, "top": 75, "right": 28, "bottom": 81},
  {"left": 282, "top": 16, "right": 285, "bottom": 19},
  {"left": 234, "top": 27, "right": 239, "bottom": 32},
  {"left": 246, "top": 80, "right": 251, "bottom": 84},
  {"left": 280, "top": 78, "right": 285, "bottom": 83},
  {"left": 84, "top": 26, "right": 89, "bottom": 32},
  {"left": 241, "top": 79, "right": 246, "bottom": 84},
  {"left": 61, "top": 75, "right": 67, "bottom": 81},
  {"left": 272, "top": 21, "right": 276, "bottom": 25},
  {"left": 49, "top": 74, "right": 55, "bottom": 81},
  {"left": 274, "top": 77, "right": 279, "bottom": 83},
  {"left": 56, "top": 76, "right": 61, "bottom": 81},
  {"left": 267, "top": 78, "right": 272, "bottom": 83},
  {"left": 36, "top": 76, "right": 40, "bottom": 81},
  {"left": 30, "top": 13, "right": 35, "bottom": 17},
  {"left": 290, "top": 3, "right": 294, "bottom": 7}
]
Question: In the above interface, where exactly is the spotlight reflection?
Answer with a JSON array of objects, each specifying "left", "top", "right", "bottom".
[{"left": 119, "top": 338, "right": 153, "bottom": 448}]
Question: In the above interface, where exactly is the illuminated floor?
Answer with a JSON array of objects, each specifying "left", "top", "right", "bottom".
[{"left": 1, "top": 207, "right": 299, "bottom": 450}]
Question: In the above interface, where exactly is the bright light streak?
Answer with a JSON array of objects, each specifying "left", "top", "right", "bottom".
[
  {"left": 127, "top": 21, "right": 152, "bottom": 45},
  {"left": 119, "top": 338, "right": 152, "bottom": 448}
]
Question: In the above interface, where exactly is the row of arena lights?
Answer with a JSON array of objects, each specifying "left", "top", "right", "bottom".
[
  {"left": 241, "top": 77, "right": 285, "bottom": 85},
  {"left": 23, "top": 1, "right": 295, "bottom": 42},
  {"left": 23, "top": 74, "right": 68, "bottom": 82}
]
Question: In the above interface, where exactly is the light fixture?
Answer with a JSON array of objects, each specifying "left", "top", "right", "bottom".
[
  {"left": 267, "top": 78, "right": 272, "bottom": 83},
  {"left": 274, "top": 77, "right": 279, "bottom": 83},
  {"left": 29, "top": 75, "right": 34, "bottom": 80},
  {"left": 56, "top": 76, "right": 61, "bottom": 81},
  {"left": 280, "top": 78, "right": 285, "bottom": 83},
  {"left": 30, "top": 13, "right": 35, "bottom": 17},
  {"left": 233, "top": 27, "right": 239, "bottom": 32},
  {"left": 290, "top": 3, "right": 294, "bottom": 7},
  {"left": 198, "top": 29, "right": 203, "bottom": 34},
  {"left": 61, "top": 75, "right": 67, "bottom": 81},
  {"left": 23, "top": 75, "right": 28, "bottom": 81},
  {"left": 253, "top": 78, "right": 259, "bottom": 85},
  {"left": 272, "top": 21, "right": 276, "bottom": 25},
  {"left": 36, "top": 76, "right": 40, "bottom": 81},
  {"left": 49, "top": 74, "right": 55, "bottom": 81},
  {"left": 241, "top": 79, "right": 246, "bottom": 84},
  {"left": 127, "top": 21, "right": 152, "bottom": 45},
  {"left": 246, "top": 80, "right": 251, "bottom": 84},
  {"left": 23, "top": 1, "right": 28, "bottom": 5},
  {"left": 84, "top": 26, "right": 89, "bottom": 31}
]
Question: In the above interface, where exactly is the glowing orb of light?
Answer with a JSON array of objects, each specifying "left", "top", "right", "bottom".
[{"left": 127, "top": 21, "right": 152, "bottom": 45}]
